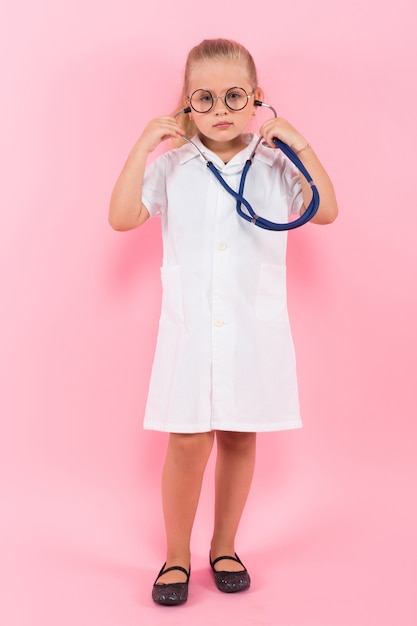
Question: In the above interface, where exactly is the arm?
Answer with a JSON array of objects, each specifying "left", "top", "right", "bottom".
[
  {"left": 259, "top": 118, "right": 339, "bottom": 225},
  {"left": 108, "top": 116, "right": 185, "bottom": 231}
]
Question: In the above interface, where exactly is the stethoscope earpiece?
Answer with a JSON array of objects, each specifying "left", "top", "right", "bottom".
[{"left": 254, "top": 100, "right": 278, "bottom": 117}]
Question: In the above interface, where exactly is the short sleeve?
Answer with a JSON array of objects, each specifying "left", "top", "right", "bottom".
[
  {"left": 280, "top": 156, "right": 304, "bottom": 217},
  {"left": 141, "top": 155, "right": 168, "bottom": 218}
]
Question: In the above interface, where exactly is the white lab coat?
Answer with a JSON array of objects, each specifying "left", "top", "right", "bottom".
[{"left": 142, "top": 134, "right": 303, "bottom": 433}]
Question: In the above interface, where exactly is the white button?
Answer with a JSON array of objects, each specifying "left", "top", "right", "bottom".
[
  {"left": 214, "top": 319, "right": 224, "bottom": 327},
  {"left": 217, "top": 242, "right": 227, "bottom": 250}
]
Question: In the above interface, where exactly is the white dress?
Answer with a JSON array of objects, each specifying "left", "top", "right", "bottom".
[{"left": 142, "top": 134, "right": 303, "bottom": 433}]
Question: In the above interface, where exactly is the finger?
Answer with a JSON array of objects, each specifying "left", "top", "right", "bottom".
[
  {"left": 158, "top": 118, "right": 185, "bottom": 136},
  {"left": 259, "top": 125, "right": 278, "bottom": 148}
]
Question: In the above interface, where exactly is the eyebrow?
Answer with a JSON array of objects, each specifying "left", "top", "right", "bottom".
[{"left": 190, "top": 86, "right": 251, "bottom": 94}]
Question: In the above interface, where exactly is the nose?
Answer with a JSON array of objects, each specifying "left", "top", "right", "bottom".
[{"left": 212, "top": 96, "right": 228, "bottom": 113}]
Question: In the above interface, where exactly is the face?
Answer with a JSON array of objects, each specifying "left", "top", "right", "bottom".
[{"left": 186, "top": 59, "right": 263, "bottom": 152}]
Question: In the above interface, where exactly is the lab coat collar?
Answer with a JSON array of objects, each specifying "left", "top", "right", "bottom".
[{"left": 178, "top": 133, "right": 275, "bottom": 168}]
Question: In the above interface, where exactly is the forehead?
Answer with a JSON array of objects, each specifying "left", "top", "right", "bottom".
[{"left": 188, "top": 59, "right": 251, "bottom": 92}]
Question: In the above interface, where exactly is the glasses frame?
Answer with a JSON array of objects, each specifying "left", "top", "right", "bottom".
[{"left": 187, "top": 86, "right": 254, "bottom": 114}]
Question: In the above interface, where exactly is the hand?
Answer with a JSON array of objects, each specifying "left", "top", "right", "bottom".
[
  {"left": 259, "top": 117, "right": 308, "bottom": 152},
  {"left": 137, "top": 116, "right": 185, "bottom": 153}
]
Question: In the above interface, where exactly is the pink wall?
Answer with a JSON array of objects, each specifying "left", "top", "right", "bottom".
[{"left": 1, "top": 1, "right": 416, "bottom": 625}]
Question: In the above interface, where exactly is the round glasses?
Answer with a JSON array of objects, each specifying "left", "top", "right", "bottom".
[{"left": 187, "top": 87, "right": 254, "bottom": 113}]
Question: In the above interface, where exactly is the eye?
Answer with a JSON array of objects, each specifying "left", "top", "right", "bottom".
[
  {"left": 225, "top": 88, "right": 248, "bottom": 109},
  {"left": 228, "top": 91, "right": 243, "bottom": 100}
]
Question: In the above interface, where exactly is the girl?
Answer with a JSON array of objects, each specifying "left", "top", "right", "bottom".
[{"left": 109, "top": 38, "right": 338, "bottom": 606}]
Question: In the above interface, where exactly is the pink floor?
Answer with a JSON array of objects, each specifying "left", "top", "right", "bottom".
[{"left": 2, "top": 430, "right": 416, "bottom": 626}]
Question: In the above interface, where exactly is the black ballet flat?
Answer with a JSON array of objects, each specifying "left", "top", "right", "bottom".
[
  {"left": 209, "top": 553, "right": 251, "bottom": 593},
  {"left": 152, "top": 563, "right": 190, "bottom": 606}
]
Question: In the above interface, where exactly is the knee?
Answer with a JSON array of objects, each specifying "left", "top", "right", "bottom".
[
  {"left": 169, "top": 432, "right": 214, "bottom": 467},
  {"left": 216, "top": 431, "right": 256, "bottom": 453}
]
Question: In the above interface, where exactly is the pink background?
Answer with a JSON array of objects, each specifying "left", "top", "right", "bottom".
[{"left": 1, "top": 1, "right": 416, "bottom": 625}]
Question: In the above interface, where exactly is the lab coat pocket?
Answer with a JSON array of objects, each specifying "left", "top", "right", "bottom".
[
  {"left": 160, "top": 266, "right": 184, "bottom": 325},
  {"left": 255, "top": 263, "right": 287, "bottom": 322}
]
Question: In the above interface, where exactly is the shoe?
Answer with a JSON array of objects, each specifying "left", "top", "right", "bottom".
[
  {"left": 209, "top": 553, "right": 251, "bottom": 593},
  {"left": 152, "top": 563, "right": 190, "bottom": 606}
]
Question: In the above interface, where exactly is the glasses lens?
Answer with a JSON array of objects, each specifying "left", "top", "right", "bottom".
[
  {"left": 225, "top": 87, "right": 249, "bottom": 111},
  {"left": 190, "top": 89, "right": 214, "bottom": 113}
]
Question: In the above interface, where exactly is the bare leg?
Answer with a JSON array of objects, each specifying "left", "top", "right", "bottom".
[
  {"left": 210, "top": 431, "right": 256, "bottom": 571},
  {"left": 156, "top": 431, "right": 215, "bottom": 584}
]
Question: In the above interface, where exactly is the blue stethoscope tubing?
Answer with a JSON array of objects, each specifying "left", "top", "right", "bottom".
[{"left": 176, "top": 100, "right": 320, "bottom": 231}]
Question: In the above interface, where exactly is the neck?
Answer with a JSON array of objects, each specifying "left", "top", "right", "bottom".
[{"left": 198, "top": 134, "right": 247, "bottom": 162}]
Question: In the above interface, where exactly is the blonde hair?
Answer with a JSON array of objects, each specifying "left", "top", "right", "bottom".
[{"left": 174, "top": 39, "right": 259, "bottom": 141}]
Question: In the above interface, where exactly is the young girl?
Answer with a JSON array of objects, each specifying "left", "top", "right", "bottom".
[{"left": 109, "top": 38, "right": 338, "bottom": 606}]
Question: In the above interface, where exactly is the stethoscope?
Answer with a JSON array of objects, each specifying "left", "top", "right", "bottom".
[{"left": 175, "top": 101, "right": 320, "bottom": 231}]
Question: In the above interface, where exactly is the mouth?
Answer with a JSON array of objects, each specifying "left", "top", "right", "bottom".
[{"left": 214, "top": 121, "right": 232, "bottom": 129}]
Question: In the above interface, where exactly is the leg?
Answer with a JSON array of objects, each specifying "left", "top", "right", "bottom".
[
  {"left": 157, "top": 431, "right": 215, "bottom": 584},
  {"left": 210, "top": 431, "right": 256, "bottom": 572}
]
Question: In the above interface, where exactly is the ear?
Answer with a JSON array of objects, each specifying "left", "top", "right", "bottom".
[
  {"left": 254, "top": 87, "right": 264, "bottom": 104},
  {"left": 184, "top": 98, "right": 193, "bottom": 120}
]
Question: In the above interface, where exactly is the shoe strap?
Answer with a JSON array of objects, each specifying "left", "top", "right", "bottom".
[
  {"left": 210, "top": 553, "right": 246, "bottom": 570},
  {"left": 157, "top": 563, "right": 190, "bottom": 580}
]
